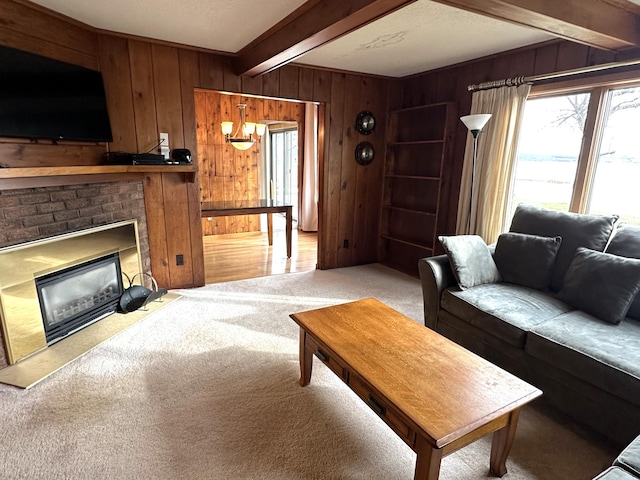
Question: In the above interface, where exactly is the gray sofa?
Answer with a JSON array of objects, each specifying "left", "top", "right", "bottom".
[{"left": 418, "top": 204, "right": 640, "bottom": 446}]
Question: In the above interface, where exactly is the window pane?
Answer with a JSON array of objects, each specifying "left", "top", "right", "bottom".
[
  {"left": 588, "top": 86, "right": 640, "bottom": 225},
  {"left": 508, "top": 93, "right": 589, "bottom": 222},
  {"left": 269, "top": 129, "right": 299, "bottom": 221},
  {"left": 284, "top": 130, "right": 299, "bottom": 220}
]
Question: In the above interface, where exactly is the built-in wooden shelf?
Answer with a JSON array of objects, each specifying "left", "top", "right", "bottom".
[
  {"left": 388, "top": 140, "right": 444, "bottom": 146},
  {"left": 0, "top": 165, "right": 197, "bottom": 189},
  {"left": 382, "top": 205, "right": 437, "bottom": 216},
  {"left": 385, "top": 175, "right": 441, "bottom": 181},
  {"left": 381, "top": 233, "right": 435, "bottom": 251},
  {"left": 379, "top": 101, "right": 458, "bottom": 276}
]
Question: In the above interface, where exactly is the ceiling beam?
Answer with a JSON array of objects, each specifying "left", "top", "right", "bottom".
[
  {"left": 430, "top": 0, "right": 640, "bottom": 50},
  {"left": 234, "top": 0, "right": 417, "bottom": 77}
]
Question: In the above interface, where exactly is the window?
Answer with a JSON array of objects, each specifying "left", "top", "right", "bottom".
[
  {"left": 588, "top": 87, "right": 640, "bottom": 224},
  {"left": 508, "top": 78, "right": 640, "bottom": 226},
  {"left": 268, "top": 128, "right": 299, "bottom": 220},
  {"left": 509, "top": 93, "right": 588, "bottom": 216}
]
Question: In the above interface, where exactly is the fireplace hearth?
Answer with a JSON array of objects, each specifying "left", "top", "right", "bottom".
[
  {"left": 36, "top": 252, "right": 124, "bottom": 344},
  {"left": 0, "top": 221, "right": 142, "bottom": 365}
]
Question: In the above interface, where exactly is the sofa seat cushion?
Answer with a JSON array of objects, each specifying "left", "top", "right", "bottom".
[
  {"left": 593, "top": 467, "right": 638, "bottom": 480},
  {"left": 615, "top": 434, "right": 640, "bottom": 477},
  {"left": 613, "top": 437, "right": 640, "bottom": 477},
  {"left": 526, "top": 311, "right": 640, "bottom": 407},
  {"left": 441, "top": 283, "right": 573, "bottom": 348}
]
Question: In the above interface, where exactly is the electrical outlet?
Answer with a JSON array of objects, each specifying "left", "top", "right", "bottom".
[
  {"left": 343, "top": 239, "right": 349, "bottom": 248},
  {"left": 159, "top": 132, "right": 170, "bottom": 159},
  {"left": 176, "top": 254, "right": 184, "bottom": 266}
]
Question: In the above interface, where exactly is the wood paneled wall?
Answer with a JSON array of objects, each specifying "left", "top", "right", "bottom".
[
  {"left": 0, "top": 0, "right": 392, "bottom": 286},
  {"left": 195, "top": 91, "right": 305, "bottom": 235},
  {"left": 12, "top": 2, "right": 631, "bottom": 282},
  {"left": 400, "top": 40, "right": 640, "bottom": 237}
]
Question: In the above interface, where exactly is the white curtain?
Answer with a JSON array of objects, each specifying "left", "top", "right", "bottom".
[
  {"left": 456, "top": 84, "right": 531, "bottom": 242},
  {"left": 299, "top": 102, "right": 318, "bottom": 232}
]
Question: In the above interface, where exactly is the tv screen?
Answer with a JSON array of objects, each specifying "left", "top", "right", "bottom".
[{"left": 0, "top": 45, "right": 113, "bottom": 142}]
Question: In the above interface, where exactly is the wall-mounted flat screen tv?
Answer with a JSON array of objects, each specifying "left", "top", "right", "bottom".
[{"left": 0, "top": 45, "right": 113, "bottom": 142}]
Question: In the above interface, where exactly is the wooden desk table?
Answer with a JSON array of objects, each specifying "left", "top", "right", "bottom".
[
  {"left": 201, "top": 200, "right": 292, "bottom": 257},
  {"left": 290, "top": 298, "right": 542, "bottom": 480}
]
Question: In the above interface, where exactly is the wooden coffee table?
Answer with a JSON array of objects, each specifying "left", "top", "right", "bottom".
[{"left": 290, "top": 298, "right": 542, "bottom": 480}]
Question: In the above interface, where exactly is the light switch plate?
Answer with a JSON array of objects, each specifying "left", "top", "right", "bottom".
[{"left": 159, "top": 132, "right": 170, "bottom": 159}]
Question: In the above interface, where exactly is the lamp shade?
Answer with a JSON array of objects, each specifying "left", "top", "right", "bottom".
[
  {"left": 243, "top": 122, "right": 256, "bottom": 135},
  {"left": 221, "top": 122, "right": 234, "bottom": 135},
  {"left": 460, "top": 114, "right": 492, "bottom": 132}
]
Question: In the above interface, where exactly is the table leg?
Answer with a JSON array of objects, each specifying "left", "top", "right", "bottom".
[
  {"left": 285, "top": 206, "right": 292, "bottom": 258},
  {"left": 490, "top": 409, "right": 520, "bottom": 477},
  {"left": 267, "top": 213, "right": 273, "bottom": 246},
  {"left": 299, "top": 329, "right": 313, "bottom": 387},
  {"left": 414, "top": 436, "right": 443, "bottom": 480}
]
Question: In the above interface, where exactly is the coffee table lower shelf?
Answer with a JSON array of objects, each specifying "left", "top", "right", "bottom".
[{"left": 290, "top": 299, "right": 542, "bottom": 480}]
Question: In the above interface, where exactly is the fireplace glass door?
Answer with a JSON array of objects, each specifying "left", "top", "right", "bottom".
[{"left": 36, "top": 252, "right": 124, "bottom": 344}]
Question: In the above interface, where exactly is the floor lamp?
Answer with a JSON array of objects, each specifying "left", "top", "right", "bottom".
[{"left": 460, "top": 114, "right": 492, "bottom": 234}]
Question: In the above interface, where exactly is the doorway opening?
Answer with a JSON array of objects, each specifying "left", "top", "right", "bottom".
[{"left": 195, "top": 90, "right": 319, "bottom": 284}]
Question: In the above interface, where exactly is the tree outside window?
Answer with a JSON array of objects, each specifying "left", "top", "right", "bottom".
[{"left": 507, "top": 83, "right": 640, "bottom": 226}]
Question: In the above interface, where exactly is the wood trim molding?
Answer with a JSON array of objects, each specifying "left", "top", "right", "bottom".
[
  {"left": 0, "top": 165, "right": 197, "bottom": 190},
  {"left": 570, "top": 87, "right": 607, "bottom": 213}
]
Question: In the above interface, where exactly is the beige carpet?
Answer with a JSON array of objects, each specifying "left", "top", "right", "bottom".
[{"left": 0, "top": 264, "right": 619, "bottom": 479}]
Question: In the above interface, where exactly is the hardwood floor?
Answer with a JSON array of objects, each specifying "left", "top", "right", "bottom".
[{"left": 202, "top": 215, "right": 318, "bottom": 284}]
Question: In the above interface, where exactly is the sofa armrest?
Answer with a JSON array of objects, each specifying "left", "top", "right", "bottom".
[{"left": 418, "top": 255, "right": 457, "bottom": 330}]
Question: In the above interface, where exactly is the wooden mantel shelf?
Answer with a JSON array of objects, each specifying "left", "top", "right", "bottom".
[{"left": 0, "top": 165, "right": 197, "bottom": 189}]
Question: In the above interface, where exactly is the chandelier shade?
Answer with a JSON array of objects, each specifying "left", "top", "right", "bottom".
[
  {"left": 228, "top": 139, "right": 255, "bottom": 151},
  {"left": 221, "top": 103, "right": 266, "bottom": 151}
]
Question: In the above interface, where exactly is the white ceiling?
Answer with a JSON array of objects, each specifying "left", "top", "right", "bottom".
[
  {"left": 298, "top": 1, "right": 553, "bottom": 77},
  {"left": 30, "top": 0, "right": 556, "bottom": 77}
]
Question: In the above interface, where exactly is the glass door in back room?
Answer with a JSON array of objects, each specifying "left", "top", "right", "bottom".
[{"left": 267, "top": 125, "right": 299, "bottom": 222}]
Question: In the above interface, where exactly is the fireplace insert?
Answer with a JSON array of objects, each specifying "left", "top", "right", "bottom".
[{"left": 35, "top": 252, "right": 124, "bottom": 344}]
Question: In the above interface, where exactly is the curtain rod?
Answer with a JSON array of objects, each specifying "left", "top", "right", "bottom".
[{"left": 467, "top": 57, "right": 640, "bottom": 92}]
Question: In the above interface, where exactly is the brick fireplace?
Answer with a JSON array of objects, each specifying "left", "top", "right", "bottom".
[{"left": 0, "top": 180, "right": 150, "bottom": 369}]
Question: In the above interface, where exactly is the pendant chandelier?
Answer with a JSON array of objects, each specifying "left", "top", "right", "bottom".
[{"left": 220, "top": 103, "right": 266, "bottom": 151}]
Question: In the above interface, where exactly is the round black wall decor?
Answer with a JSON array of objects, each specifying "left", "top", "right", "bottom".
[
  {"left": 355, "top": 142, "right": 375, "bottom": 165},
  {"left": 355, "top": 111, "right": 376, "bottom": 135}
]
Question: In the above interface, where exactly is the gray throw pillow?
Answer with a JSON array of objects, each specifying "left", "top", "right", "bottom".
[
  {"left": 494, "top": 233, "right": 562, "bottom": 290},
  {"left": 509, "top": 204, "right": 618, "bottom": 292},
  {"left": 439, "top": 235, "right": 502, "bottom": 290},
  {"left": 605, "top": 224, "right": 640, "bottom": 321},
  {"left": 557, "top": 247, "right": 640, "bottom": 324}
]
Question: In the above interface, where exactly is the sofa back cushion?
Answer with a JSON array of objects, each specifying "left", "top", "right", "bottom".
[
  {"left": 509, "top": 204, "right": 618, "bottom": 292},
  {"left": 606, "top": 224, "right": 640, "bottom": 321}
]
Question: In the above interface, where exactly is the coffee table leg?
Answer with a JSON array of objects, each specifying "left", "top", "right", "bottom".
[
  {"left": 490, "top": 409, "right": 520, "bottom": 477},
  {"left": 414, "top": 436, "right": 443, "bottom": 480},
  {"left": 299, "top": 329, "right": 313, "bottom": 387}
]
